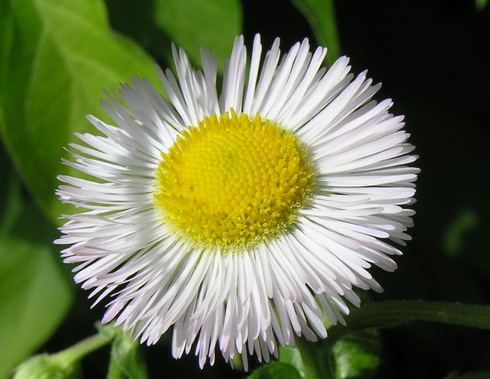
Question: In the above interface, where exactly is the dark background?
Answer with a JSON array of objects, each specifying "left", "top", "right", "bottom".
[
  {"left": 45, "top": 0, "right": 490, "bottom": 378},
  {"left": 245, "top": 1, "right": 490, "bottom": 378}
]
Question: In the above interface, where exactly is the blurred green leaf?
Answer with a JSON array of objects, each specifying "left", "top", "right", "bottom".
[
  {"left": 443, "top": 209, "right": 478, "bottom": 257},
  {"left": 153, "top": 0, "right": 242, "bottom": 72},
  {"left": 476, "top": 0, "right": 488, "bottom": 10},
  {"left": 278, "top": 345, "right": 308, "bottom": 378},
  {"left": 332, "top": 329, "right": 380, "bottom": 379},
  {"left": 248, "top": 361, "right": 302, "bottom": 379},
  {"left": 103, "top": 0, "right": 171, "bottom": 63},
  {"left": 0, "top": 0, "right": 158, "bottom": 224},
  {"left": 0, "top": 167, "right": 22, "bottom": 237},
  {"left": 0, "top": 176, "right": 72, "bottom": 379},
  {"left": 0, "top": 237, "right": 71, "bottom": 378},
  {"left": 291, "top": 0, "right": 340, "bottom": 66}
]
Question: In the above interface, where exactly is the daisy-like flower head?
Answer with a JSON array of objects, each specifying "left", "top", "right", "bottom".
[{"left": 56, "top": 35, "right": 418, "bottom": 369}]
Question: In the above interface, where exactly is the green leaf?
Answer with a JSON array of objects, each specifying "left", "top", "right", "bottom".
[
  {"left": 291, "top": 0, "right": 341, "bottom": 66},
  {"left": 0, "top": 175, "right": 72, "bottom": 378},
  {"left": 0, "top": 237, "right": 71, "bottom": 379},
  {"left": 248, "top": 362, "right": 302, "bottom": 379},
  {"left": 332, "top": 329, "right": 380, "bottom": 379},
  {"left": 153, "top": 0, "right": 242, "bottom": 72},
  {"left": 278, "top": 327, "right": 380, "bottom": 379},
  {"left": 0, "top": 0, "right": 158, "bottom": 224},
  {"left": 102, "top": 0, "right": 172, "bottom": 64},
  {"left": 278, "top": 345, "right": 306, "bottom": 377}
]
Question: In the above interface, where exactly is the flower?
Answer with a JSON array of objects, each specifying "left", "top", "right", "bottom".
[{"left": 56, "top": 34, "right": 418, "bottom": 369}]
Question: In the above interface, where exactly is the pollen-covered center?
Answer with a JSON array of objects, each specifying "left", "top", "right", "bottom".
[{"left": 153, "top": 110, "right": 315, "bottom": 250}]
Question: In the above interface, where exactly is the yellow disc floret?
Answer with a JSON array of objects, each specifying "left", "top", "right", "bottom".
[{"left": 153, "top": 109, "right": 315, "bottom": 251}]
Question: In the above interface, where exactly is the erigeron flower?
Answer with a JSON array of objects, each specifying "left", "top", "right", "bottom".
[{"left": 55, "top": 34, "right": 418, "bottom": 369}]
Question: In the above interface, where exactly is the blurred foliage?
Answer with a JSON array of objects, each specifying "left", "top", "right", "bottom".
[
  {"left": 276, "top": 328, "right": 380, "bottom": 379},
  {"left": 443, "top": 209, "right": 479, "bottom": 257},
  {"left": 247, "top": 362, "right": 302, "bottom": 379},
  {"left": 104, "top": 0, "right": 242, "bottom": 71},
  {"left": 476, "top": 0, "right": 488, "bottom": 10},
  {"left": 153, "top": 0, "right": 242, "bottom": 71},
  {"left": 0, "top": 0, "right": 159, "bottom": 223},
  {"left": 0, "top": 153, "right": 72, "bottom": 377},
  {"left": 331, "top": 330, "right": 380, "bottom": 379},
  {"left": 291, "top": 0, "right": 340, "bottom": 65},
  {"left": 0, "top": 0, "right": 489, "bottom": 378}
]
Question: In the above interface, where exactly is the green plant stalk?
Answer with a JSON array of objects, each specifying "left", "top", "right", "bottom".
[
  {"left": 107, "top": 357, "right": 124, "bottom": 379},
  {"left": 51, "top": 332, "right": 114, "bottom": 370},
  {"left": 295, "top": 336, "right": 332, "bottom": 379},
  {"left": 324, "top": 300, "right": 490, "bottom": 372},
  {"left": 106, "top": 329, "right": 149, "bottom": 379}
]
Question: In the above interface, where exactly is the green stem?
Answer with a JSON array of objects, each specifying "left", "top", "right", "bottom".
[
  {"left": 107, "top": 356, "right": 124, "bottom": 379},
  {"left": 51, "top": 332, "right": 114, "bottom": 369},
  {"left": 291, "top": 0, "right": 341, "bottom": 66},
  {"left": 327, "top": 300, "right": 490, "bottom": 349},
  {"left": 295, "top": 336, "right": 331, "bottom": 379},
  {"left": 285, "top": 301, "right": 490, "bottom": 378},
  {"left": 104, "top": 325, "right": 149, "bottom": 379},
  {"left": 320, "top": 300, "right": 490, "bottom": 376}
]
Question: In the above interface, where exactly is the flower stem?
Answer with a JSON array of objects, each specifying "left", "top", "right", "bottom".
[
  {"left": 295, "top": 336, "right": 332, "bottom": 379},
  {"left": 327, "top": 300, "right": 490, "bottom": 348},
  {"left": 107, "top": 357, "right": 124, "bottom": 379},
  {"left": 51, "top": 332, "right": 114, "bottom": 369}
]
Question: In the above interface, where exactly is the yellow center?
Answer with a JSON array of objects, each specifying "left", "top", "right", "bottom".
[{"left": 153, "top": 110, "right": 315, "bottom": 251}]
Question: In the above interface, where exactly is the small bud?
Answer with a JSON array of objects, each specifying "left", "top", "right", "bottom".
[{"left": 13, "top": 353, "right": 78, "bottom": 379}]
